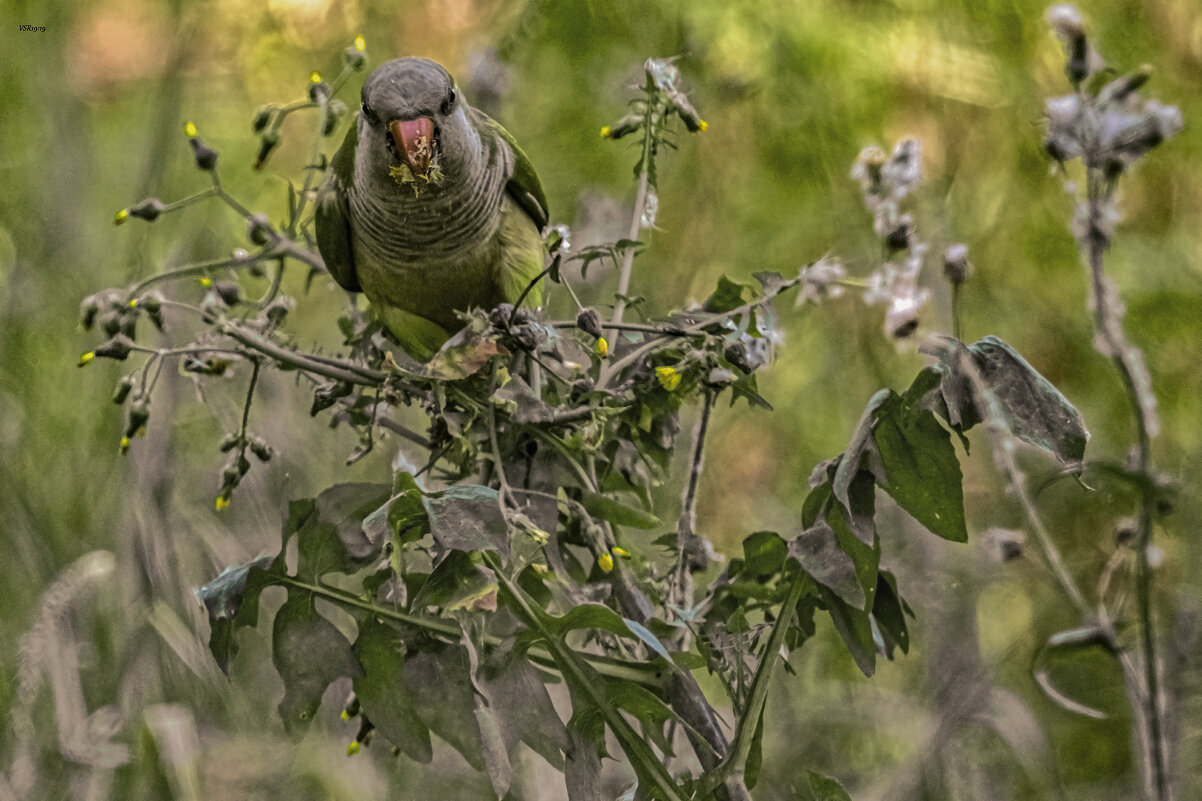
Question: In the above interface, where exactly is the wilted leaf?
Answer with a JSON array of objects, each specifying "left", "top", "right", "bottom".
[
  {"left": 425, "top": 328, "right": 507, "bottom": 380},
  {"left": 352, "top": 617, "right": 432, "bottom": 762},
  {"left": 474, "top": 696, "right": 512, "bottom": 798},
  {"left": 788, "top": 522, "right": 863, "bottom": 609},
  {"left": 939, "top": 336, "right": 1089, "bottom": 464},
  {"left": 272, "top": 589, "right": 363, "bottom": 736},
  {"left": 424, "top": 485, "right": 509, "bottom": 558}
]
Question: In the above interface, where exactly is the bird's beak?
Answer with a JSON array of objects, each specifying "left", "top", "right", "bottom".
[{"left": 389, "top": 117, "right": 436, "bottom": 176}]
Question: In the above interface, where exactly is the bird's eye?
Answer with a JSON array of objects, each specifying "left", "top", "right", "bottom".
[
  {"left": 441, "top": 88, "right": 457, "bottom": 116},
  {"left": 361, "top": 102, "right": 379, "bottom": 125}
]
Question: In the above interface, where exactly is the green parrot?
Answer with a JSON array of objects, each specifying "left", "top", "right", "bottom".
[{"left": 315, "top": 57, "right": 549, "bottom": 360}]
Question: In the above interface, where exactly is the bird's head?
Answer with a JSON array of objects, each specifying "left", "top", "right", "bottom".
[{"left": 358, "top": 57, "right": 466, "bottom": 189}]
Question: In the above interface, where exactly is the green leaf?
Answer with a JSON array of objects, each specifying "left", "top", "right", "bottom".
[
  {"left": 704, "top": 275, "right": 757, "bottom": 314},
  {"left": 410, "top": 550, "right": 498, "bottom": 613},
  {"left": 623, "top": 618, "right": 673, "bottom": 662},
  {"left": 579, "top": 489, "right": 661, "bottom": 530},
  {"left": 564, "top": 716, "right": 604, "bottom": 801},
  {"left": 745, "top": 705, "right": 767, "bottom": 789},
  {"left": 871, "top": 390, "right": 967, "bottom": 543},
  {"left": 741, "top": 530, "right": 787, "bottom": 580},
  {"left": 352, "top": 617, "right": 432, "bottom": 762},
  {"left": 871, "top": 570, "right": 911, "bottom": 659},
  {"left": 480, "top": 656, "right": 569, "bottom": 769},
  {"left": 808, "top": 770, "right": 854, "bottom": 801},
  {"left": 402, "top": 644, "right": 486, "bottom": 771},
  {"left": 669, "top": 650, "right": 708, "bottom": 670},
  {"left": 272, "top": 589, "right": 363, "bottom": 736},
  {"left": 821, "top": 586, "right": 876, "bottom": 677},
  {"left": 788, "top": 521, "right": 863, "bottom": 609},
  {"left": 550, "top": 603, "right": 635, "bottom": 638},
  {"left": 196, "top": 554, "right": 278, "bottom": 674},
  {"left": 424, "top": 485, "right": 509, "bottom": 557},
  {"left": 293, "top": 483, "right": 393, "bottom": 581}
]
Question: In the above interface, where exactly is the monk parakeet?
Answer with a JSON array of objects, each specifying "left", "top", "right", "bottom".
[{"left": 315, "top": 57, "right": 549, "bottom": 360}]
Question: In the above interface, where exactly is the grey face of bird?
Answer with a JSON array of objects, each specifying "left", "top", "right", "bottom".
[{"left": 358, "top": 57, "right": 471, "bottom": 192}]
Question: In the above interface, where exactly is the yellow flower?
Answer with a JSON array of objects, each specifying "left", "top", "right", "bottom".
[
  {"left": 114, "top": 209, "right": 129, "bottom": 225},
  {"left": 595, "top": 336, "right": 609, "bottom": 357},
  {"left": 346, "top": 740, "right": 361, "bottom": 756},
  {"left": 599, "top": 126, "right": 612, "bottom": 138},
  {"left": 184, "top": 121, "right": 198, "bottom": 138},
  {"left": 698, "top": 120, "right": 709, "bottom": 132},
  {"left": 598, "top": 552, "right": 614, "bottom": 573},
  {"left": 197, "top": 276, "right": 213, "bottom": 287},
  {"left": 215, "top": 495, "right": 230, "bottom": 511},
  {"left": 309, "top": 70, "right": 323, "bottom": 85},
  {"left": 354, "top": 34, "right": 366, "bottom": 53},
  {"left": 78, "top": 351, "right": 95, "bottom": 367},
  {"left": 119, "top": 436, "right": 131, "bottom": 455},
  {"left": 612, "top": 546, "right": 631, "bottom": 559},
  {"left": 655, "top": 366, "right": 681, "bottom": 391}
]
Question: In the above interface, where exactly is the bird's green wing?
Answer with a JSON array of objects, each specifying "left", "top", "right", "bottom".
[
  {"left": 472, "top": 108, "right": 550, "bottom": 230},
  {"left": 314, "top": 122, "right": 361, "bottom": 292}
]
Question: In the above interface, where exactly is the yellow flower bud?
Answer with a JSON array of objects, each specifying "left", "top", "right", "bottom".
[
  {"left": 309, "top": 70, "right": 323, "bottom": 85},
  {"left": 119, "top": 436, "right": 131, "bottom": 455},
  {"left": 197, "top": 277, "right": 213, "bottom": 287},
  {"left": 599, "top": 126, "right": 611, "bottom": 138},
  {"left": 655, "top": 365, "right": 682, "bottom": 391},
  {"left": 612, "top": 546, "right": 631, "bottom": 559},
  {"left": 354, "top": 34, "right": 366, "bottom": 53},
  {"left": 346, "top": 740, "right": 361, "bottom": 756},
  {"left": 595, "top": 336, "right": 609, "bottom": 357},
  {"left": 598, "top": 552, "right": 614, "bottom": 573},
  {"left": 215, "top": 495, "right": 230, "bottom": 511},
  {"left": 698, "top": 120, "right": 708, "bottom": 132},
  {"left": 114, "top": 209, "right": 129, "bottom": 225},
  {"left": 78, "top": 351, "right": 95, "bottom": 367},
  {"left": 184, "top": 121, "right": 198, "bottom": 138}
]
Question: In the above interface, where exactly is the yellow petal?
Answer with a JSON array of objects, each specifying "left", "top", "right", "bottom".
[
  {"left": 184, "top": 121, "right": 198, "bottom": 138},
  {"left": 354, "top": 35, "right": 366, "bottom": 53},
  {"left": 598, "top": 552, "right": 614, "bottom": 573}
]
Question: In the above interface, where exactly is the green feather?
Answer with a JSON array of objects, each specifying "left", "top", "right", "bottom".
[
  {"left": 314, "top": 123, "right": 360, "bottom": 293},
  {"left": 472, "top": 109, "right": 550, "bottom": 231}
]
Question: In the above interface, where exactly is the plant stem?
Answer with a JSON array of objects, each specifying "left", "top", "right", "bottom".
[
  {"left": 1085, "top": 168, "right": 1167, "bottom": 801},
  {"left": 720, "top": 569, "right": 805, "bottom": 800},
  {"left": 610, "top": 154, "right": 651, "bottom": 330}
]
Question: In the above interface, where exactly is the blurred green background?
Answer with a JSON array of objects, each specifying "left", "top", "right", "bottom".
[{"left": 2, "top": 0, "right": 1200, "bottom": 798}]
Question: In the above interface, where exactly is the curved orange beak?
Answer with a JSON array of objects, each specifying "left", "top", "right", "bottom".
[{"left": 389, "top": 117, "right": 435, "bottom": 175}]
